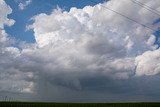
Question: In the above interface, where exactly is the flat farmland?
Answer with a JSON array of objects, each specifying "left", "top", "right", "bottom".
[{"left": 0, "top": 102, "right": 160, "bottom": 107}]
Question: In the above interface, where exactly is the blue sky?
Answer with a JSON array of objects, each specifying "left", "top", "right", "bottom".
[{"left": 5, "top": 0, "right": 104, "bottom": 43}]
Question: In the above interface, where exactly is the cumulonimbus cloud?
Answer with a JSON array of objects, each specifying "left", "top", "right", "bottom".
[{"left": 0, "top": 0, "right": 160, "bottom": 101}]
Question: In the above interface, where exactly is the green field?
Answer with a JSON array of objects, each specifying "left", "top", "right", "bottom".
[{"left": 0, "top": 102, "right": 160, "bottom": 107}]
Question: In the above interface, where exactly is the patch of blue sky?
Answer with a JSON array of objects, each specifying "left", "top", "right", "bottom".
[
  {"left": 153, "top": 18, "right": 160, "bottom": 47},
  {"left": 154, "top": 30, "right": 160, "bottom": 48}
]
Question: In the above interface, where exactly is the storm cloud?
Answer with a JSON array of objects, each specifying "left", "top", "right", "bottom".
[{"left": 0, "top": 0, "right": 160, "bottom": 102}]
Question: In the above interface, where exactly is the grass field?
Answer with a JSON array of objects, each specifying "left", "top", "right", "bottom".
[{"left": 0, "top": 102, "right": 160, "bottom": 107}]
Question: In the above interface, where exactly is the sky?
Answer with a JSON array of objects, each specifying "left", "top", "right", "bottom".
[
  {"left": 5, "top": 0, "right": 104, "bottom": 43},
  {"left": 0, "top": 0, "right": 160, "bottom": 102}
]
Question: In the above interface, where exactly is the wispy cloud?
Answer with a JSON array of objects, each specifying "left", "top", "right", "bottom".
[{"left": 18, "top": 0, "right": 32, "bottom": 10}]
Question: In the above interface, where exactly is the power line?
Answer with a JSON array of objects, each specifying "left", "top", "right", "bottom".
[
  {"left": 134, "top": 0, "right": 160, "bottom": 13},
  {"left": 87, "top": 0, "right": 155, "bottom": 31},
  {"left": 129, "top": 0, "right": 160, "bottom": 17}
]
